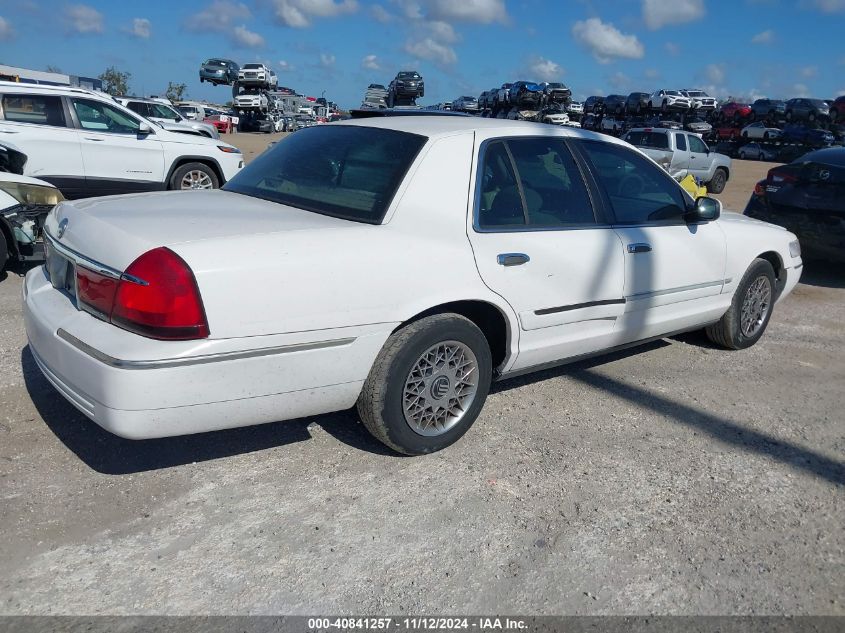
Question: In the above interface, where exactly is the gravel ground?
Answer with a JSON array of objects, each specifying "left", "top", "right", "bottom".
[{"left": 0, "top": 151, "right": 843, "bottom": 615}]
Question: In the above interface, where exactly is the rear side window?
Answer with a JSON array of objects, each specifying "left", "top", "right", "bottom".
[
  {"left": 625, "top": 131, "right": 669, "bottom": 149},
  {"left": 477, "top": 138, "right": 595, "bottom": 229},
  {"left": 223, "top": 125, "right": 426, "bottom": 224},
  {"left": 2, "top": 94, "right": 66, "bottom": 127},
  {"left": 577, "top": 140, "right": 688, "bottom": 225}
]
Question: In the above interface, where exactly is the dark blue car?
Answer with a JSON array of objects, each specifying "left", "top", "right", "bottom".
[
  {"left": 509, "top": 81, "right": 543, "bottom": 108},
  {"left": 782, "top": 124, "right": 835, "bottom": 147}
]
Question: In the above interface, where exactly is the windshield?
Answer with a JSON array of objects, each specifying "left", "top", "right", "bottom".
[
  {"left": 665, "top": 91, "right": 682, "bottom": 96},
  {"left": 224, "top": 126, "right": 426, "bottom": 224},
  {"left": 809, "top": 99, "right": 828, "bottom": 107},
  {"left": 399, "top": 72, "right": 420, "bottom": 79},
  {"left": 243, "top": 64, "right": 262, "bottom": 69},
  {"left": 685, "top": 91, "right": 705, "bottom": 97},
  {"left": 625, "top": 131, "right": 670, "bottom": 149},
  {"left": 205, "top": 59, "right": 226, "bottom": 66},
  {"left": 149, "top": 103, "right": 180, "bottom": 120}
]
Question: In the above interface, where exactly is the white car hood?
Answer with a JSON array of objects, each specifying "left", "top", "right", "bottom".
[
  {"left": 0, "top": 171, "right": 56, "bottom": 188},
  {"left": 47, "top": 190, "right": 357, "bottom": 271}
]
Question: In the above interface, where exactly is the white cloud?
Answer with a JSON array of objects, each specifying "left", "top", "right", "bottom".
[
  {"left": 404, "top": 37, "right": 456, "bottom": 66},
  {"left": 751, "top": 29, "right": 773, "bottom": 44},
  {"left": 643, "top": 0, "right": 705, "bottom": 29},
  {"left": 424, "top": 19, "right": 458, "bottom": 43},
  {"left": 526, "top": 56, "right": 563, "bottom": 82},
  {"left": 64, "top": 4, "right": 104, "bottom": 34},
  {"left": 608, "top": 71, "right": 630, "bottom": 90},
  {"left": 665, "top": 41, "right": 680, "bottom": 56},
  {"left": 272, "top": 0, "right": 358, "bottom": 28},
  {"left": 278, "top": 60, "right": 295, "bottom": 71},
  {"left": 0, "top": 16, "right": 14, "bottom": 40},
  {"left": 644, "top": 68, "right": 660, "bottom": 79},
  {"left": 232, "top": 24, "right": 264, "bottom": 47},
  {"left": 572, "top": 18, "right": 644, "bottom": 64},
  {"left": 800, "top": 65, "right": 818, "bottom": 78},
  {"left": 184, "top": 1, "right": 250, "bottom": 32},
  {"left": 370, "top": 4, "right": 393, "bottom": 22},
  {"left": 810, "top": 0, "right": 845, "bottom": 12},
  {"left": 320, "top": 53, "right": 336, "bottom": 67},
  {"left": 704, "top": 63, "right": 725, "bottom": 84},
  {"left": 362, "top": 54, "right": 380, "bottom": 70},
  {"left": 792, "top": 82, "right": 810, "bottom": 97},
  {"left": 128, "top": 17, "right": 151, "bottom": 39},
  {"left": 424, "top": 0, "right": 508, "bottom": 24}
]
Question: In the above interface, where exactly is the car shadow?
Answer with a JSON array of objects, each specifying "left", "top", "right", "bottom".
[
  {"left": 21, "top": 346, "right": 396, "bottom": 475},
  {"left": 495, "top": 345, "right": 844, "bottom": 487},
  {"left": 798, "top": 258, "right": 845, "bottom": 289}
]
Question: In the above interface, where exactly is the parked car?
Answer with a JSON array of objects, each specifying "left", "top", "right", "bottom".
[
  {"left": 745, "top": 147, "right": 843, "bottom": 261},
  {"left": 0, "top": 141, "right": 63, "bottom": 270},
  {"left": 566, "top": 101, "right": 584, "bottom": 115},
  {"left": 781, "top": 124, "right": 835, "bottom": 147},
  {"left": 388, "top": 71, "right": 424, "bottom": 107},
  {"left": 541, "top": 109, "right": 570, "bottom": 125},
  {"left": 581, "top": 114, "right": 598, "bottom": 131},
  {"left": 648, "top": 90, "right": 692, "bottom": 112},
  {"left": 234, "top": 92, "right": 270, "bottom": 112},
  {"left": 604, "top": 94, "right": 627, "bottom": 115},
  {"left": 583, "top": 96, "right": 605, "bottom": 114},
  {"left": 237, "top": 63, "right": 274, "bottom": 88},
  {"left": 24, "top": 118, "right": 801, "bottom": 455},
  {"left": 623, "top": 126, "right": 732, "bottom": 192},
  {"left": 738, "top": 143, "right": 778, "bottom": 161},
  {"left": 684, "top": 117, "right": 712, "bottom": 135},
  {"left": 645, "top": 116, "right": 682, "bottom": 130},
  {"left": 203, "top": 115, "right": 233, "bottom": 134},
  {"left": 540, "top": 82, "right": 571, "bottom": 106},
  {"left": 0, "top": 82, "right": 244, "bottom": 199},
  {"left": 199, "top": 58, "right": 239, "bottom": 85},
  {"left": 785, "top": 98, "right": 830, "bottom": 123},
  {"left": 600, "top": 116, "right": 625, "bottom": 134},
  {"left": 830, "top": 96, "right": 845, "bottom": 122},
  {"left": 750, "top": 99, "right": 786, "bottom": 121},
  {"left": 453, "top": 96, "right": 480, "bottom": 112},
  {"left": 361, "top": 95, "right": 387, "bottom": 109},
  {"left": 477, "top": 91, "right": 491, "bottom": 110},
  {"left": 719, "top": 102, "right": 753, "bottom": 121},
  {"left": 714, "top": 125, "right": 743, "bottom": 140},
  {"left": 741, "top": 122, "right": 782, "bottom": 140},
  {"left": 625, "top": 92, "right": 650, "bottom": 115},
  {"left": 509, "top": 82, "right": 543, "bottom": 109},
  {"left": 680, "top": 89, "right": 717, "bottom": 111},
  {"left": 116, "top": 97, "right": 219, "bottom": 139},
  {"left": 175, "top": 102, "right": 209, "bottom": 121},
  {"left": 493, "top": 83, "right": 513, "bottom": 111}
]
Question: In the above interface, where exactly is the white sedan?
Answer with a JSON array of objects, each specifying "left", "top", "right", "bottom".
[
  {"left": 24, "top": 118, "right": 802, "bottom": 455},
  {"left": 741, "top": 122, "right": 782, "bottom": 140}
]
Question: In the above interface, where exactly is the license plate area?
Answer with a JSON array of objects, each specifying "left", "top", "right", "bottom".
[{"left": 45, "top": 241, "right": 77, "bottom": 301}]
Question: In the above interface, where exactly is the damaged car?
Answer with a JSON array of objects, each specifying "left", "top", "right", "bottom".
[{"left": 0, "top": 141, "right": 63, "bottom": 271}]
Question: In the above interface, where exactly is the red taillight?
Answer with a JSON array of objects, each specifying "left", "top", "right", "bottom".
[
  {"left": 77, "top": 267, "right": 119, "bottom": 318},
  {"left": 767, "top": 168, "right": 797, "bottom": 184},
  {"left": 753, "top": 181, "right": 766, "bottom": 196},
  {"left": 111, "top": 248, "right": 209, "bottom": 341}
]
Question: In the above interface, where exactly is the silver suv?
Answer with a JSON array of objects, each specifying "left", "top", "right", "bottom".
[{"left": 116, "top": 98, "right": 219, "bottom": 139}]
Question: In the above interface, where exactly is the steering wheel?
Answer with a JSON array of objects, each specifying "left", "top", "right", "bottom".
[{"left": 618, "top": 174, "right": 645, "bottom": 197}]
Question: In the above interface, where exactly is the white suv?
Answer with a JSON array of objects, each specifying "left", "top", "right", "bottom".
[
  {"left": 0, "top": 82, "right": 244, "bottom": 199},
  {"left": 648, "top": 89, "right": 692, "bottom": 112},
  {"left": 115, "top": 97, "right": 219, "bottom": 138},
  {"left": 237, "top": 63, "right": 276, "bottom": 88}
]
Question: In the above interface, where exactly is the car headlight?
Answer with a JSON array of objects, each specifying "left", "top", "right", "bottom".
[
  {"left": 789, "top": 240, "right": 801, "bottom": 258},
  {"left": 0, "top": 182, "right": 64, "bottom": 206},
  {"left": 218, "top": 145, "right": 242, "bottom": 154}
]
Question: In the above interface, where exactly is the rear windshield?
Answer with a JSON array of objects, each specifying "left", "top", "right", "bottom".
[
  {"left": 625, "top": 131, "right": 670, "bottom": 149},
  {"left": 223, "top": 125, "right": 427, "bottom": 224}
]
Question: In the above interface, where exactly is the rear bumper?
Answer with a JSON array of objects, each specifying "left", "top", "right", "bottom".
[{"left": 23, "top": 268, "right": 391, "bottom": 439}]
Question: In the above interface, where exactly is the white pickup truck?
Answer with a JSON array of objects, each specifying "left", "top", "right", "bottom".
[{"left": 622, "top": 127, "right": 731, "bottom": 193}]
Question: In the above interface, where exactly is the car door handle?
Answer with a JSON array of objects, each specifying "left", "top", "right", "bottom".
[
  {"left": 497, "top": 253, "right": 530, "bottom": 266},
  {"left": 83, "top": 137, "right": 105, "bottom": 141},
  {"left": 627, "top": 243, "right": 652, "bottom": 254}
]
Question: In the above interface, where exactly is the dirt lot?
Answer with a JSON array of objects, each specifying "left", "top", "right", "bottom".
[{"left": 0, "top": 136, "right": 842, "bottom": 615}]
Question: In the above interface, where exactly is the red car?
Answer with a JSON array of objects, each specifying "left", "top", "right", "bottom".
[
  {"left": 830, "top": 96, "right": 845, "bottom": 122},
  {"left": 714, "top": 125, "right": 742, "bottom": 140},
  {"left": 203, "top": 115, "right": 232, "bottom": 133},
  {"left": 719, "top": 102, "right": 752, "bottom": 121}
]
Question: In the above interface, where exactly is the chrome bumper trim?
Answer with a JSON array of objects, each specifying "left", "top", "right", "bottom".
[{"left": 56, "top": 328, "right": 356, "bottom": 370}]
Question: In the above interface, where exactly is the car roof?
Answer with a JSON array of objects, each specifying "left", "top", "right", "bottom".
[{"left": 336, "top": 115, "right": 622, "bottom": 144}]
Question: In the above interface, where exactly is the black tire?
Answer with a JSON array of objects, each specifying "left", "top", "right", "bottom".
[
  {"left": 0, "top": 232, "right": 8, "bottom": 271},
  {"left": 705, "top": 259, "right": 776, "bottom": 350},
  {"left": 739, "top": 151, "right": 747, "bottom": 159},
  {"left": 169, "top": 162, "right": 220, "bottom": 191},
  {"left": 357, "top": 313, "right": 493, "bottom": 456},
  {"left": 707, "top": 167, "right": 728, "bottom": 193}
]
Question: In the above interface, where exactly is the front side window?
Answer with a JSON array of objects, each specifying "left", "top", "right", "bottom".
[
  {"left": 688, "top": 135, "right": 708, "bottom": 154},
  {"left": 72, "top": 98, "right": 141, "bottom": 134},
  {"left": 1, "top": 94, "right": 66, "bottom": 127},
  {"left": 477, "top": 138, "right": 595, "bottom": 229},
  {"left": 223, "top": 125, "right": 426, "bottom": 224},
  {"left": 577, "top": 140, "right": 688, "bottom": 225}
]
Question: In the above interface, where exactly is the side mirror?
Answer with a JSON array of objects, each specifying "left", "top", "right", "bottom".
[
  {"left": 686, "top": 196, "right": 721, "bottom": 223},
  {"left": 138, "top": 121, "right": 153, "bottom": 135}
]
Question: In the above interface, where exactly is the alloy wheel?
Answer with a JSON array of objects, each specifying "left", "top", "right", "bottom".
[
  {"left": 180, "top": 170, "right": 214, "bottom": 190},
  {"left": 741, "top": 275, "right": 772, "bottom": 337}
]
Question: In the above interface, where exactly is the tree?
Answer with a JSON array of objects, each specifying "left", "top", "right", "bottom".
[
  {"left": 98, "top": 66, "right": 131, "bottom": 96},
  {"left": 164, "top": 82, "right": 187, "bottom": 103}
]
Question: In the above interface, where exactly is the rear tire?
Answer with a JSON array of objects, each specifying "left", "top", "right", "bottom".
[
  {"left": 707, "top": 167, "right": 728, "bottom": 193},
  {"left": 705, "top": 259, "right": 776, "bottom": 350},
  {"left": 0, "top": 233, "right": 9, "bottom": 271},
  {"left": 357, "top": 313, "right": 493, "bottom": 456}
]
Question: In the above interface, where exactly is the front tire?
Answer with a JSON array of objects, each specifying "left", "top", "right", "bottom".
[
  {"left": 705, "top": 259, "right": 776, "bottom": 350},
  {"left": 707, "top": 167, "right": 728, "bottom": 193},
  {"left": 170, "top": 162, "right": 219, "bottom": 191},
  {"left": 357, "top": 314, "right": 493, "bottom": 455}
]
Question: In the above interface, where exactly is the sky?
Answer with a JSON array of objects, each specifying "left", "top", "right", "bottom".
[{"left": 0, "top": 0, "right": 843, "bottom": 109}]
